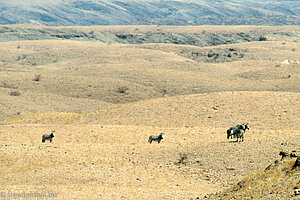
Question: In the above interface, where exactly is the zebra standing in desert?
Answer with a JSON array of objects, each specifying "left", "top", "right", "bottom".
[
  {"left": 42, "top": 130, "right": 55, "bottom": 143},
  {"left": 148, "top": 133, "right": 164, "bottom": 144}
]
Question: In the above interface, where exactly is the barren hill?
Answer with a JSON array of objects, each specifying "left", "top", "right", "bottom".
[
  {"left": 1, "top": 0, "right": 300, "bottom": 26},
  {"left": 4, "top": 91, "right": 300, "bottom": 131},
  {"left": 0, "top": 26, "right": 300, "bottom": 121}
]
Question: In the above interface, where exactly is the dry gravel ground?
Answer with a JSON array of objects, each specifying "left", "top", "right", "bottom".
[
  {"left": 0, "top": 124, "right": 299, "bottom": 200},
  {"left": 1, "top": 91, "right": 300, "bottom": 200}
]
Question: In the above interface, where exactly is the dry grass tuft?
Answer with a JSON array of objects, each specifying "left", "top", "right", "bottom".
[
  {"left": 9, "top": 91, "right": 21, "bottom": 96},
  {"left": 33, "top": 74, "right": 41, "bottom": 81}
]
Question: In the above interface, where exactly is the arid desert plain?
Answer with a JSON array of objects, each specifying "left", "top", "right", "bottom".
[{"left": 0, "top": 25, "right": 299, "bottom": 200}]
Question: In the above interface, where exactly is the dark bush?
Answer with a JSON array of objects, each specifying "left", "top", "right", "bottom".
[
  {"left": 117, "top": 86, "right": 128, "bottom": 94},
  {"left": 258, "top": 35, "right": 267, "bottom": 41},
  {"left": 9, "top": 91, "right": 21, "bottom": 96}
]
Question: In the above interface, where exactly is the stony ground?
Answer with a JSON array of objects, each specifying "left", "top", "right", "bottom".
[{"left": 0, "top": 123, "right": 299, "bottom": 199}]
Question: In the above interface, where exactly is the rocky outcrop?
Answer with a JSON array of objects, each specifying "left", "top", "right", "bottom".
[{"left": 202, "top": 150, "right": 300, "bottom": 200}]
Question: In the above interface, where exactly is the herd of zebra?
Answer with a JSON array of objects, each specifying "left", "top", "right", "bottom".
[
  {"left": 146, "top": 123, "right": 250, "bottom": 144},
  {"left": 41, "top": 124, "right": 249, "bottom": 144},
  {"left": 227, "top": 123, "right": 250, "bottom": 142}
]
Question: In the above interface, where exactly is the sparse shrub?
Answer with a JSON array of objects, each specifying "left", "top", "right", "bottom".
[
  {"left": 117, "top": 86, "right": 128, "bottom": 94},
  {"left": 33, "top": 74, "right": 41, "bottom": 81},
  {"left": 207, "top": 52, "right": 215, "bottom": 58},
  {"left": 16, "top": 54, "right": 27, "bottom": 61},
  {"left": 9, "top": 91, "right": 21, "bottom": 96},
  {"left": 176, "top": 153, "right": 188, "bottom": 165},
  {"left": 161, "top": 89, "right": 167, "bottom": 96},
  {"left": 292, "top": 48, "right": 296, "bottom": 52},
  {"left": 258, "top": 35, "right": 267, "bottom": 41},
  {"left": 192, "top": 52, "right": 199, "bottom": 56},
  {"left": 1, "top": 82, "right": 17, "bottom": 89}
]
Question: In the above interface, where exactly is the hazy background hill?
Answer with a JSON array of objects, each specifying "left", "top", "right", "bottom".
[{"left": 1, "top": 0, "right": 300, "bottom": 26}]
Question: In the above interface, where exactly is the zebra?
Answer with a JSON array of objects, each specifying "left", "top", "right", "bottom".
[
  {"left": 234, "top": 128, "right": 245, "bottom": 142},
  {"left": 42, "top": 131, "right": 55, "bottom": 143},
  {"left": 227, "top": 125, "right": 239, "bottom": 139},
  {"left": 234, "top": 123, "right": 249, "bottom": 142},
  {"left": 148, "top": 133, "right": 164, "bottom": 144}
]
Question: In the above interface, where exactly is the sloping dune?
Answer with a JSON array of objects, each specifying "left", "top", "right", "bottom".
[
  {"left": 1, "top": 39, "right": 300, "bottom": 122},
  {"left": 3, "top": 91, "right": 300, "bottom": 131},
  {"left": 81, "top": 91, "right": 300, "bottom": 130}
]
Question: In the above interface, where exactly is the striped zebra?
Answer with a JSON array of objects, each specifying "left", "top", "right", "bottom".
[
  {"left": 42, "top": 131, "right": 55, "bottom": 143},
  {"left": 148, "top": 133, "right": 164, "bottom": 144}
]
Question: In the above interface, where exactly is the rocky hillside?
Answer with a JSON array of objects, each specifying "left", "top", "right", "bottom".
[
  {"left": 203, "top": 151, "right": 300, "bottom": 200},
  {"left": 1, "top": 25, "right": 300, "bottom": 47},
  {"left": 1, "top": 0, "right": 300, "bottom": 26},
  {"left": 0, "top": 25, "right": 269, "bottom": 45}
]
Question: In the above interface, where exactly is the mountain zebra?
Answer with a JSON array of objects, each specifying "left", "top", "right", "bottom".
[
  {"left": 148, "top": 133, "right": 164, "bottom": 144},
  {"left": 42, "top": 131, "right": 55, "bottom": 143}
]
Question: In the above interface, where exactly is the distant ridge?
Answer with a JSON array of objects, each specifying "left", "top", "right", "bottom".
[{"left": 1, "top": 0, "right": 300, "bottom": 26}]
